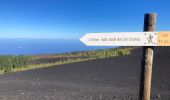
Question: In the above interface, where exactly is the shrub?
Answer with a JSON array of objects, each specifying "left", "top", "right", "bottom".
[{"left": 0, "top": 55, "right": 30, "bottom": 73}]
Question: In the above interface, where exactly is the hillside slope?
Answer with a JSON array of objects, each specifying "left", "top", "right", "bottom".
[{"left": 0, "top": 47, "right": 169, "bottom": 100}]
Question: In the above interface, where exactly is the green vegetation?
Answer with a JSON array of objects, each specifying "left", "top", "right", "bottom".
[
  {"left": 0, "top": 47, "right": 132, "bottom": 74},
  {"left": 0, "top": 55, "right": 30, "bottom": 73},
  {"left": 67, "top": 47, "right": 131, "bottom": 58}
]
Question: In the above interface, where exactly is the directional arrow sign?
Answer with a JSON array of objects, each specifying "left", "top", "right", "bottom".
[{"left": 80, "top": 32, "right": 170, "bottom": 46}]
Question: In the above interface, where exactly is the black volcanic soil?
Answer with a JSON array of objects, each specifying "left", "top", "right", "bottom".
[{"left": 0, "top": 47, "right": 169, "bottom": 100}]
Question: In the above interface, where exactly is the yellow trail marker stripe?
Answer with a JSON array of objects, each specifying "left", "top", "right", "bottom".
[{"left": 157, "top": 32, "right": 170, "bottom": 46}]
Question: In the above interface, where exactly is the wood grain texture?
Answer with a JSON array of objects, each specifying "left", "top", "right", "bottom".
[{"left": 140, "top": 13, "right": 157, "bottom": 100}]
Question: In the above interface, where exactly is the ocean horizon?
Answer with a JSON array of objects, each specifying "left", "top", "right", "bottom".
[{"left": 0, "top": 38, "right": 114, "bottom": 55}]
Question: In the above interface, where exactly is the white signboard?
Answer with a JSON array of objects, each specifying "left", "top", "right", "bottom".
[{"left": 80, "top": 32, "right": 158, "bottom": 46}]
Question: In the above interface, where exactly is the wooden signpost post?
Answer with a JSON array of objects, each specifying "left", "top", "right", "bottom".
[
  {"left": 141, "top": 13, "right": 156, "bottom": 100},
  {"left": 80, "top": 13, "right": 170, "bottom": 100}
]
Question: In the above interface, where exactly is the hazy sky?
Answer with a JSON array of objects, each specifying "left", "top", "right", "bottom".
[{"left": 0, "top": 0, "right": 169, "bottom": 39}]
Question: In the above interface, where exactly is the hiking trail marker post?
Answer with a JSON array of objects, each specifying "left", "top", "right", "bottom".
[
  {"left": 80, "top": 13, "right": 170, "bottom": 100},
  {"left": 141, "top": 13, "right": 156, "bottom": 100}
]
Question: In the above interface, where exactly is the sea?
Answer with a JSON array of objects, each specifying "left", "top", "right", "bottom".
[{"left": 0, "top": 38, "right": 114, "bottom": 55}]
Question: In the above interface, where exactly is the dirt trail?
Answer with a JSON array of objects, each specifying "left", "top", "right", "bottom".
[{"left": 0, "top": 47, "right": 169, "bottom": 100}]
